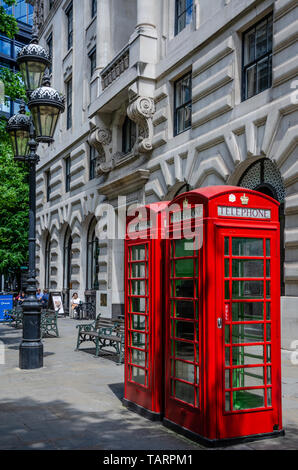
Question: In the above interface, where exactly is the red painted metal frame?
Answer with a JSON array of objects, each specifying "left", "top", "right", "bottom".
[
  {"left": 124, "top": 203, "right": 169, "bottom": 416},
  {"left": 216, "top": 226, "right": 281, "bottom": 439},
  {"left": 164, "top": 186, "right": 282, "bottom": 442}
]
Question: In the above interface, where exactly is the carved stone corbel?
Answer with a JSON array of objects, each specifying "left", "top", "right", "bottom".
[
  {"left": 96, "top": 157, "right": 115, "bottom": 175},
  {"left": 127, "top": 96, "right": 155, "bottom": 153},
  {"left": 88, "top": 127, "right": 114, "bottom": 176}
]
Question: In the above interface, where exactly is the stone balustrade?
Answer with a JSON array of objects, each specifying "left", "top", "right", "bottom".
[{"left": 101, "top": 45, "right": 129, "bottom": 90}]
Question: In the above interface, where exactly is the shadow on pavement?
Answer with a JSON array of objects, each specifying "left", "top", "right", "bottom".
[
  {"left": 108, "top": 383, "right": 124, "bottom": 402},
  {"left": 76, "top": 346, "right": 122, "bottom": 364},
  {"left": 0, "top": 396, "right": 199, "bottom": 450}
]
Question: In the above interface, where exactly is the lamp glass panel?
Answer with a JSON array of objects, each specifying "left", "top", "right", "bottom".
[
  {"left": 10, "top": 129, "right": 30, "bottom": 157},
  {"left": 16, "top": 129, "right": 30, "bottom": 156},
  {"left": 31, "top": 105, "right": 60, "bottom": 140},
  {"left": 19, "top": 61, "right": 46, "bottom": 91}
]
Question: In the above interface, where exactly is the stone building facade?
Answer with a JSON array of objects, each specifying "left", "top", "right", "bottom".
[{"left": 32, "top": 0, "right": 297, "bottom": 348}]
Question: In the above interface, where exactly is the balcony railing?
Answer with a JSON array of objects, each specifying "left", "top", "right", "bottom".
[{"left": 101, "top": 44, "right": 129, "bottom": 90}]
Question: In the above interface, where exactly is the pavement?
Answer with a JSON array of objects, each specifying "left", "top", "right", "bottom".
[{"left": 0, "top": 317, "right": 297, "bottom": 451}]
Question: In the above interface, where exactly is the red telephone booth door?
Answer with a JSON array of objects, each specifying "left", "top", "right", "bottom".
[
  {"left": 164, "top": 237, "right": 203, "bottom": 436},
  {"left": 124, "top": 202, "right": 169, "bottom": 418},
  {"left": 125, "top": 242, "right": 152, "bottom": 406},
  {"left": 216, "top": 227, "right": 282, "bottom": 439}
]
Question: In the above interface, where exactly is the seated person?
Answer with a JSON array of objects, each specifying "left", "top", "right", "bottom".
[
  {"left": 36, "top": 288, "right": 43, "bottom": 301},
  {"left": 41, "top": 289, "right": 49, "bottom": 308},
  {"left": 18, "top": 291, "right": 26, "bottom": 305},
  {"left": 71, "top": 292, "right": 81, "bottom": 318}
]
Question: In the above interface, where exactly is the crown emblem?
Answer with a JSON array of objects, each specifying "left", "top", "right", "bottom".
[
  {"left": 183, "top": 198, "right": 189, "bottom": 208},
  {"left": 241, "top": 194, "right": 249, "bottom": 205}
]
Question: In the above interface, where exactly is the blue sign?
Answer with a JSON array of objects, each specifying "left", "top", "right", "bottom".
[{"left": 0, "top": 295, "right": 13, "bottom": 322}]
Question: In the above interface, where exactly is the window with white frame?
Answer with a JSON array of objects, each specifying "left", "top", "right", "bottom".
[
  {"left": 66, "top": 2, "right": 73, "bottom": 50},
  {"left": 242, "top": 14, "right": 273, "bottom": 101},
  {"left": 174, "top": 72, "right": 192, "bottom": 135},
  {"left": 175, "top": 0, "right": 193, "bottom": 35}
]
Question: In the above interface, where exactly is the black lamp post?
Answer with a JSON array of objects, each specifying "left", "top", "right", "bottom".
[{"left": 6, "top": 35, "right": 65, "bottom": 370}]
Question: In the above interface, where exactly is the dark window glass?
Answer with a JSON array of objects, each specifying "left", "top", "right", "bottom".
[
  {"left": 122, "top": 115, "right": 137, "bottom": 154},
  {"left": 46, "top": 170, "right": 51, "bottom": 202},
  {"left": 91, "top": 0, "right": 97, "bottom": 18},
  {"left": 66, "top": 78, "right": 72, "bottom": 129},
  {"left": 89, "top": 48, "right": 96, "bottom": 78},
  {"left": 46, "top": 33, "right": 53, "bottom": 74},
  {"left": 49, "top": 0, "right": 54, "bottom": 9},
  {"left": 63, "top": 227, "right": 72, "bottom": 290},
  {"left": 66, "top": 2, "right": 73, "bottom": 50},
  {"left": 242, "top": 14, "right": 273, "bottom": 100},
  {"left": 65, "top": 156, "right": 71, "bottom": 192},
  {"left": 89, "top": 145, "right": 97, "bottom": 180},
  {"left": 45, "top": 234, "right": 51, "bottom": 289},
  {"left": 175, "top": 0, "right": 193, "bottom": 35},
  {"left": 87, "top": 219, "right": 99, "bottom": 290},
  {"left": 0, "top": 36, "right": 12, "bottom": 56},
  {"left": 174, "top": 72, "right": 192, "bottom": 135}
]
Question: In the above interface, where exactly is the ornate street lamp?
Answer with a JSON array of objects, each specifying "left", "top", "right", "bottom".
[
  {"left": 6, "top": 104, "right": 31, "bottom": 160},
  {"left": 28, "top": 75, "right": 65, "bottom": 143},
  {"left": 16, "top": 34, "right": 51, "bottom": 93},
  {"left": 6, "top": 35, "right": 64, "bottom": 370}
]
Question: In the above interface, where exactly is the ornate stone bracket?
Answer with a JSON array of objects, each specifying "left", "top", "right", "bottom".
[
  {"left": 88, "top": 127, "right": 114, "bottom": 176},
  {"left": 127, "top": 96, "right": 155, "bottom": 154}
]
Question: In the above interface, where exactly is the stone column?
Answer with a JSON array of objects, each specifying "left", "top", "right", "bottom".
[
  {"left": 130, "top": 0, "right": 158, "bottom": 63},
  {"left": 136, "top": 0, "right": 156, "bottom": 31}
]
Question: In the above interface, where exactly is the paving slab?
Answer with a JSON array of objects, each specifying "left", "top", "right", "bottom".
[{"left": 0, "top": 318, "right": 297, "bottom": 450}]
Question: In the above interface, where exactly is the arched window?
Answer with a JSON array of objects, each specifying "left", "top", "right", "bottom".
[
  {"left": 63, "top": 226, "right": 72, "bottom": 291},
  {"left": 238, "top": 158, "right": 285, "bottom": 294},
  {"left": 86, "top": 218, "right": 99, "bottom": 290},
  {"left": 44, "top": 233, "right": 51, "bottom": 289}
]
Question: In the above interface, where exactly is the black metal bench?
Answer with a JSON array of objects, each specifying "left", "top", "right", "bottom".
[
  {"left": 96, "top": 320, "right": 125, "bottom": 364},
  {"left": 41, "top": 309, "right": 59, "bottom": 337},
  {"left": 75, "top": 315, "right": 125, "bottom": 364}
]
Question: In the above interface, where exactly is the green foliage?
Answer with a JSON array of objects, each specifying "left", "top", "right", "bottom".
[
  {"left": 0, "top": 139, "right": 29, "bottom": 275},
  {"left": 0, "top": 68, "right": 26, "bottom": 102},
  {"left": 0, "top": 0, "right": 29, "bottom": 276},
  {"left": 0, "top": 0, "right": 25, "bottom": 104},
  {"left": 0, "top": 1, "right": 18, "bottom": 39}
]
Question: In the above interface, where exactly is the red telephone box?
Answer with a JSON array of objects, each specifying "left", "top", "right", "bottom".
[
  {"left": 163, "top": 186, "right": 284, "bottom": 446},
  {"left": 123, "top": 202, "right": 169, "bottom": 420}
]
